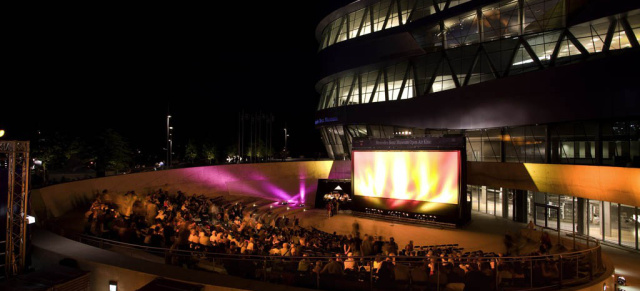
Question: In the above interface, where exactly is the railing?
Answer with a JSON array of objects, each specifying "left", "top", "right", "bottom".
[{"left": 46, "top": 227, "right": 606, "bottom": 291}]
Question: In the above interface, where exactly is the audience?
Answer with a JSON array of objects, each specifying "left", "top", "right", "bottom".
[{"left": 82, "top": 189, "right": 568, "bottom": 291}]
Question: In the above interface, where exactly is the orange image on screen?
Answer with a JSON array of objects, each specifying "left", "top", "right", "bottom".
[{"left": 353, "top": 151, "right": 460, "bottom": 204}]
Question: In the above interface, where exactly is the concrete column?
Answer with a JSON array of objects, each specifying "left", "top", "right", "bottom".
[
  {"left": 577, "top": 197, "right": 586, "bottom": 235},
  {"left": 603, "top": 201, "right": 611, "bottom": 237},
  {"left": 481, "top": 186, "right": 487, "bottom": 213},
  {"left": 502, "top": 188, "right": 510, "bottom": 219},
  {"left": 514, "top": 189, "right": 528, "bottom": 223}
]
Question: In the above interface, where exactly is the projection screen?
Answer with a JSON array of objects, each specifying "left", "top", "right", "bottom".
[{"left": 353, "top": 151, "right": 460, "bottom": 205}]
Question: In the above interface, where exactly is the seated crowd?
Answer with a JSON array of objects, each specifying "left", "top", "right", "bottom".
[{"left": 83, "top": 189, "right": 582, "bottom": 290}]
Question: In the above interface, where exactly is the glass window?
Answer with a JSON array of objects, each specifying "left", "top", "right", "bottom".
[
  {"left": 482, "top": 0, "right": 520, "bottom": 41},
  {"left": 444, "top": 12, "right": 479, "bottom": 49},
  {"left": 386, "top": 62, "right": 413, "bottom": 101},
  {"left": 337, "top": 17, "right": 348, "bottom": 44},
  {"left": 471, "top": 185, "right": 480, "bottom": 211},
  {"left": 559, "top": 195, "right": 574, "bottom": 232},
  {"left": 320, "top": 128, "right": 335, "bottom": 159},
  {"left": 569, "top": 21, "right": 603, "bottom": 54},
  {"left": 431, "top": 58, "right": 457, "bottom": 93},
  {"left": 361, "top": 70, "right": 379, "bottom": 103},
  {"left": 610, "top": 19, "right": 633, "bottom": 50},
  {"left": 527, "top": 191, "right": 534, "bottom": 223},
  {"left": 338, "top": 75, "right": 355, "bottom": 107},
  {"left": 328, "top": 18, "right": 342, "bottom": 46},
  {"left": 628, "top": 9, "right": 640, "bottom": 45},
  {"left": 507, "top": 189, "right": 514, "bottom": 219},
  {"left": 399, "top": 0, "right": 416, "bottom": 24},
  {"left": 483, "top": 38, "right": 519, "bottom": 76},
  {"left": 387, "top": 0, "right": 401, "bottom": 29},
  {"left": 587, "top": 199, "right": 602, "bottom": 240},
  {"left": 372, "top": 0, "right": 392, "bottom": 32},
  {"left": 410, "top": 0, "right": 437, "bottom": 22},
  {"left": 620, "top": 204, "right": 637, "bottom": 248},
  {"left": 361, "top": 8, "right": 373, "bottom": 36},
  {"left": 484, "top": 129, "right": 502, "bottom": 162},
  {"left": 487, "top": 187, "right": 499, "bottom": 215},
  {"left": 466, "top": 44, "right": 498, "bottom": 86},
  {"left": 466, "top": 130, "right": 482, "bottom": 162},
  {"left": 348, "top": 9, "right": 366, "bottom": 39},
  {"left": 554, "top": 37, "right": 584, "bottom": 66},
  {"left": 523, "top": 0, "right": 564, "bottom": 34},
  {"left": 604, "top": 202, "right": 619, "bottom": 244},
  {"left": 509, "top": 43, "right": 540, "bottom": 76}
]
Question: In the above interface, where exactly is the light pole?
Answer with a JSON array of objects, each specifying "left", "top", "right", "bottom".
[
  {"left": 166, "top": 115, "right": 172, "bottom": 168},
  {"left": 284, "top": 128, "right": 289, "bottom": 151}
]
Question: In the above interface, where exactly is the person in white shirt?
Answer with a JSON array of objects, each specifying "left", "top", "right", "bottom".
[{"left": 344, "top": 252, "right": 356, "bottom": 270}]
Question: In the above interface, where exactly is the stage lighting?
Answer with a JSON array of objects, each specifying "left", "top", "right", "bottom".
[
  {"left": 109, "top": 281, "right": 117, "bottom": 291},
  {"left": 0, "top": 129, "right": 5, "bottom": 137},
  {"left": 26, "top": 215, "right": 36, "bottom": 224},
  {"left": 298, "top": 203, "right": 305, "bottom": 207}
]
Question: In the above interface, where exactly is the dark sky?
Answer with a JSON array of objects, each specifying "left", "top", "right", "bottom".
[{"left": 3, "top": 2, "right": 352, "bottom": 160}]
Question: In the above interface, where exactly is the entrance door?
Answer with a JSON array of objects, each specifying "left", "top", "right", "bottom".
[{"left": 534, "top": 203, "right": 560, "bottom": 230}]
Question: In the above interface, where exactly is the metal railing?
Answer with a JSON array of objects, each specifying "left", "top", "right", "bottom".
[{"left": 45, "top": 227, "right": 606, "bottom": 291}]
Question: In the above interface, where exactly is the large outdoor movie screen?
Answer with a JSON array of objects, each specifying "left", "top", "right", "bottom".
[{"left": 353, "top": 151, "right": 460, "bottom": 205}]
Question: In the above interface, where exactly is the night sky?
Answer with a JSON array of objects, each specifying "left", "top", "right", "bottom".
[{"left": 3, "top": 1, "right": 352, "bottom": 161}]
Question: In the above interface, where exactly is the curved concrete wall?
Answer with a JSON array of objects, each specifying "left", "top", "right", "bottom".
[
  {"left": 468, "top": 162, "right": 640, "bottom": 206},
  {"left": 32, "top": 161, "right": 334, "bottom": 218}
]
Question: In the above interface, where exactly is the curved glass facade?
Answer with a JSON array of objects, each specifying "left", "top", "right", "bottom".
[
  {"left": 317, "top": 8, "right": 640, "bottom": 109},
  {"left": 319, "top": 0, "right": 472, "bottom": 50},
  {"left": 320, "top": 120, "right": 640, "bottom": 166},
  {"left": 316, "top": 0, "right": 640, "bottom": 253}
]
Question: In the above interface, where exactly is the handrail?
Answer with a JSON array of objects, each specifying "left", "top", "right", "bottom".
[
  {"left": 49, "top": 227, "right": 606, "bottom": 291},
  {"left": 65, "top": 230, "right": 602, "bottom": 262}
]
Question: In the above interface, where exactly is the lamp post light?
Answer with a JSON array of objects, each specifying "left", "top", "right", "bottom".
[
  {"left": 166, "top": 115, "right": 172, "bottom": 168},
  {"left": 284, "top": 128, "right": 288, "bottom": 151}
]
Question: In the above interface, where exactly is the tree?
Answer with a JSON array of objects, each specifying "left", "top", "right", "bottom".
[
  {"left": 202, "top": 142, "right": 216, "bottom": 164},
  {"left": 31, "top": 131, "right": 85, "bottom": 172},
  {"left": 185, "top": 139, "right": 198, "bottom": 164},
  {"left": 92, "top": 129, "right": 132, "bottom": 176}
]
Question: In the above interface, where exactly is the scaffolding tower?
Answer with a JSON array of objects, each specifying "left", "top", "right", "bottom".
[{"left": 0, "top": 141, "right": 30, "bottom": 279}]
